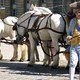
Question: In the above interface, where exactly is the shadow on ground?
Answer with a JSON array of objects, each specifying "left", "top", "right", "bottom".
[{"left": 0, "top": 60, "right": 79, "bottom": 77}]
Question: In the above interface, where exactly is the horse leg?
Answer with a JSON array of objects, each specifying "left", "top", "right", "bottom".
[
  {"left": 11, "top": 44, "right": 18, "bottom": 61},
  {"left": 0, "top": 53, "right": 2, "bottom": 60},
  {"left": 0, "top": 43, "right": 3, "bottom": 60},
  {"left": 52, "top": 54, "right": 59, "bottom": 68},
  {"left": 27, "top": 43, "right": 30, "bottom": 61},
  {"left": 28, "top": 32, "right": 36, "bottom": 66},
  {"left": 50, "top": 38, "right": 59, "bottom": 68},
  {"left": 20, "top": 44, "right": 28, "bottom": 61},
  {"left": 42, "top": 41, "right": 51, "bottom": 66},
  {"left": 28, "top": 43, "right": 35, "bottom": 66},
  {"left": 35, "top": 43, "right": 40, "bottom": 62}
]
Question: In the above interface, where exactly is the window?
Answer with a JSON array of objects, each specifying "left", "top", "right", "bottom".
[
  {"left": 0, "top": 0, "right": 4, "bottom": 6},
  {"left": 53, "top": 0, "right": 65, "bottom": 13},
  {"left": 24, "top": 0, "right": 30, "bottom": 12},
  {"left": 38, "top": 0, "right": 46, "bottom": 7},
  {"left": 42, "top": 0, "right": 46, "bottom": 3},
  {"left": 10, "top": 0, "right": 16, "bottom": 16}
]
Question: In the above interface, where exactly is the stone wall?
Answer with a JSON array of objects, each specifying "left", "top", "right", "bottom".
[
  {"left": 1, "top": 0, "right": 79, "bottom": 18},
  {"left": 5, "top": 0, "right": 10, "bottom": 17},
  {"left": 16, "top": 0, "right": 24, "bottom": 17}
]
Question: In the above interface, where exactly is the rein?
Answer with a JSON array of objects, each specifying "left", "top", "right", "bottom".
[
  {"left": 72, "top": 35, "right": 80, "bottom": 39},
  {"left": 0, "top": 37, "right": 28, "bottom": 45},
  {"left": 68, "top": 34, "right": 80, "bottom": 41},
  {"left": 0, "top": 37, "right": 15, "bottom": 44},
  {"left": 38, "top": 27, "right": 65, "bottom": 34}
]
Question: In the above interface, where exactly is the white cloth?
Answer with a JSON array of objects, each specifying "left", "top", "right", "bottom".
[{"left": 69, "top": 45, "right": 80, "bottom": 80}]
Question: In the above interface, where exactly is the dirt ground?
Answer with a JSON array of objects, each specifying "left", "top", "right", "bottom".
[{"left": 0, "top": 43, "right": 79, "bottom": 80}]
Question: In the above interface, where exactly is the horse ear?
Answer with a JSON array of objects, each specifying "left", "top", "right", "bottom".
[{"left": 30, "top": 4, "right": 35, "bottom": 10}]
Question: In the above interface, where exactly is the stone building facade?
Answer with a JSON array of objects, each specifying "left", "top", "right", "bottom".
[{"left": 0, "top": 0, "right": 80, "bottom": 18}]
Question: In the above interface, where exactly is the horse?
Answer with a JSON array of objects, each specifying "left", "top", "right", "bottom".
[
  {"left": 0, "top": 16, "right": 28, "bottom": 61},
  {"left": 13, "top": 5, "right": 68, "bottom": 67},
  {"left": 28, "top": 6, "right": 76, "bottom": 67},
  {"left": 29, "top": 5, "right": 72, "bottom": 67},
  {"left": 29, "top": 5, "right": 53, "bottom": 66}
]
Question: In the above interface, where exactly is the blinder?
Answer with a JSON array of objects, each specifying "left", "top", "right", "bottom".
[
  {"left": 13, "top": 23, "right": 29, "bottom": 44},
  {"left": 13, "top": 22, "right": 17, "bottom": 31}
]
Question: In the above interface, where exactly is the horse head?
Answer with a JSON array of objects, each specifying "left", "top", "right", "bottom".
[
  {"left": 3, "top": 16, "right": 18, "bottom": 26},
  {"left": 13, "top": 11, "right": 34, "bottom": 44}
]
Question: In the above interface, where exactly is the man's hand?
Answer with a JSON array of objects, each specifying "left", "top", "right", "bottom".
[{"left": 66, "top": 36, "right": 72, "bottom": 44}]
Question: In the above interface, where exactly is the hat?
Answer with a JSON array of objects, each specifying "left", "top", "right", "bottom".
[{"left": 69, "top": 1, "right": 80, "bottom": 9}]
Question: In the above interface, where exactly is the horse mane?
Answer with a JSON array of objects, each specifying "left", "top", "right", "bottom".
[{"left": 29, "top": 4, "right": 52, "bottom": 15}]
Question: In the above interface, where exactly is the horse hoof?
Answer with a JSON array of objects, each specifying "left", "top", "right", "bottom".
[
  {"left": 42, "top": 64, "right": 49, "bottom": 67},
  {"left": 42, "top": 64, "right": 45, "bottom": 66},
  {"left": 36, "top": 59, "right": 40, "bottom": 62},
  {"left": 10, "top": 59, "right": 16, "bottom": 61},
  {"left": 27, "top": 64, "right": 33, "bottom": 67},
  {"left": 51, "top": 66, "right": 58, "bottom": 69},
  {"left": 45, "top": 65, "right": 49, "bottom": 67},
  {"left": 65, "top": 66, "right": 69, "bottom": 69},
  {"left": 0, "top": 54, "right": 3, "bottom": 60},
  {"left": 19, "top": 59, "right": 26, "bottom": 62},
  {"left": 27, "top": 59, "right": 30, "bottom": 61}
]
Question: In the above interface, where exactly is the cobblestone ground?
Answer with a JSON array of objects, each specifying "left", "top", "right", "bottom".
[{"left": 0, "top": 43, "right": 79, "bottom": 80}]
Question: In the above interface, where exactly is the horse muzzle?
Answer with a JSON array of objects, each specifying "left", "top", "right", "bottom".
[{"left": 14, "top": 35, "right": 24, "bottom": 44}]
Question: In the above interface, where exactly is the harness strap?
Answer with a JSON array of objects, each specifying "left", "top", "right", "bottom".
[
  {"left": 0, "top": 37, "right": 28, "bottom": 45},
  {"left": 32, "top": 14, "right": 52, "bottom": 30},
  {"left": 2, "top": 19, "right": 14, "bottom": 26},
  {"left": 34, "top": 14, "right": 54, "bottom": 57},
  {"left": 0, "top": 37, "right": 15, "bottom": 44},
  {"left": 36, "top": 14, "right": 67, "bottom": 57}
]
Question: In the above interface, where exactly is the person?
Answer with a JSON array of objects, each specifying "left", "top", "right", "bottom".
[
  {"left": 67, "top": 3, "right": 80, "bottom": 80},
  {"left": 67, "top": 8, "right": 76, "bottom": 22}
]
